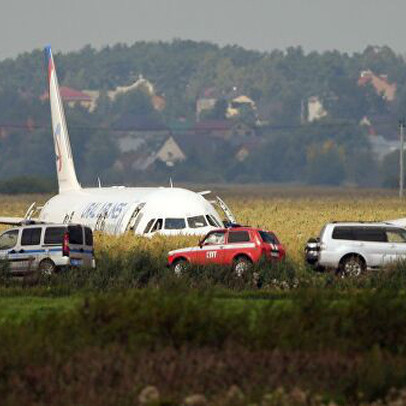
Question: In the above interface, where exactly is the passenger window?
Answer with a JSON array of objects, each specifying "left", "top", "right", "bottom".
[
  {"left": 85, "top": 227, "right": 93, "bottom": 246},
  {"left": 188, "top": 216, "right": 207, "bottom": 228},
  {"left": 0, "top": 230, "right": 18, "bottom": 250},
  {"left": 332, "top": 227, "right": 354, "bottom": 240},
  {"left": 44, "top": 227, "right": 66, "bottom": 244},
  {"left": 354, "top": 228, "right": 387, "bottom": 242},
  {"left": 203, "top": 232, "right": 225, "bottom": 245},
  {"left": 68, "top": 225, "right": 83, "bottom": 245},
  {"left": 228, "top": 231, "right": 251, "bottom": 243},
  {"left": 143, "top": 219, "right": 155, "bottom": 234},
  {"left": 386, "top": 228, "right": 406, "bottom": 243},
  {"left": 165, "top": 218, "right": 186, "bottom": 230},
  {"left": 151, "top": 219, "right": 163, "bottom": 233},
  {"left": 21, "top": 228, "right": 42, "bottom": 246}
]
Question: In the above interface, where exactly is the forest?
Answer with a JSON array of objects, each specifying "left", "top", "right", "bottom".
[{"left": 0, "top": 40, "right": 404, "bottom": 190}]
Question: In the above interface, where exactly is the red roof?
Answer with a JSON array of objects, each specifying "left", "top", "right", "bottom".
[{"left": 40, "top": 86, "right": 92, "bottom": 102}]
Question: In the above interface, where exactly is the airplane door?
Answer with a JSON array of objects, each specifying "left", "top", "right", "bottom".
[{"left": 125, "top": 203, "right": 146, "bottom": 233}]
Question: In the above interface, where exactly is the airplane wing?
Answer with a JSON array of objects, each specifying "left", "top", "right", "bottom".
[
  {"left": 0, "top": 217, "right": 42, "bottom": 226},
  {"left": 0, "top": 217, "right": 25, "bottom": 226}
]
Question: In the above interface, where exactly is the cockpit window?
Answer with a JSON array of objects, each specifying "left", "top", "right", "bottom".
[
  {"left": 165, "top": 218, "right": 186, "bottom": 230},
  {"left": 206, "top": 215, "right": 217, "bottom": 227},
  {"left": 151, "top": 219, "right": 163, "bottom": 233},
  {"left": 188, "top": 216, "right": 207, "bottom": 228},
  {"left": 143, "top": 219, "right": 155, "bottom": 234}
]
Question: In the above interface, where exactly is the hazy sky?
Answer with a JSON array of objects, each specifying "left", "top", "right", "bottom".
[{"left": 0, "top": 0, "right": 404, "bottom": 60}]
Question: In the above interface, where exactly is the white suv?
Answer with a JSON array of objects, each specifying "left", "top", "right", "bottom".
[
  {"left": 305, "top": 222, "right": 406, "bottom": 276},
  {"left": 0, "top": 223, "right": 95, "bottom": 275}
]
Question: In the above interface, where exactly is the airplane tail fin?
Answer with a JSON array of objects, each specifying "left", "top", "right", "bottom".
[{"left": 45, "top": 46, "right": 80, "bottom": 193}]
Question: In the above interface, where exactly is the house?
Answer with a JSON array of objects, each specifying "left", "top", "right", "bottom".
[
  {"left": 226, "top": 95, "right": 256, "bottom": 118},
  {"left": 154, "top": 136, "right": 186, "bottom": 167},
  {"left": 40, "top": 86, "right": 96, "bottom": 111},
  {"left": 358, "top": 70, "right": 397, "bottom": 101},
  {"left": 307, "top": 96, "right": 328, "bottom": 122}
]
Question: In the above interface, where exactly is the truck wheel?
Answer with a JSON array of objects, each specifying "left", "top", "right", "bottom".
[
  {"left": 39, "top": 259, "right": 56, "bottom": 276},
  {"left": 171, "top": 259, "right": 189, "bottom": 276},
  {"left": 339, "top": 255, "right": 365, "bottom": 278},
  {"left": 232, "top": 256, "right": 252, "bottom": 277}
]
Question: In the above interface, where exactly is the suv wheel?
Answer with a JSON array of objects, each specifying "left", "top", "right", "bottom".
[
  {"left": 232, "top": 256, "right": 252, "bottom": 277},
  {"left": 339, "top": 255, "right": 365, "bottom": 278},
  {"left": 39, "top": 259, "right": 56, "bottom": 276},
  {"left": 172, "top": 259, "right": 189, "bottom": 276}
]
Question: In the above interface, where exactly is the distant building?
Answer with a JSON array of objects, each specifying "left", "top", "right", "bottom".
[
  {"left": 226, "top": 95, "right": 256, "bottom": 118},
  {"left": 307, "top": 96, "right": 328, "bottom": 122},
  {"left": 41, "top": 86, "right": 96, "bottom": 111},
  {"left": 358, "top": 70, "right": 397, "bottom": 101}
]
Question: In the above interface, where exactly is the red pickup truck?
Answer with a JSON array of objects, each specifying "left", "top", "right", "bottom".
[{"left": 167, "top": 226, "right": 285, "bottom": 275}]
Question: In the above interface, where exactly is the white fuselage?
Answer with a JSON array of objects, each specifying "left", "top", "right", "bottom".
[{"left": 39, "top": 186, "right": 224, "bottom": 236}]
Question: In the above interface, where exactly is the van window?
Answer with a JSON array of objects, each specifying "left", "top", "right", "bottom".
[
  {"left": 68, "top": 225, "right": 83, "bottom": 245},
  {"left": 21, "top": 228, "right": 42, "bottom": 246},
  {"left": 143, "top": 219, "right": 155, "bottom": 234},
  {"left": 44, "top": 227, "right": 66, "bottom": 245},
  {"left": 84, "top": 227, "right": 93, "bottom": 246},
  {"left": 0, "top": 230, "right": 18, "bottom": 250},
  {"left": 165, "top": 218, "right": 186, "bottom": 230},
  {"left": 228, "top": 231, "right": 251, "bottom": 243},
  {"left": 188, "top": 216, "right": 207, "bottom": 228},
  {"left": 333, "top": 226, "right": 387, "bottom": 242},
  {"left": 332, "top": 227, "right": 354, "bottom": 240}
]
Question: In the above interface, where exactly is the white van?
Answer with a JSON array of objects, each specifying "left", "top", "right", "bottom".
[{"left": 0, "top": 223, "right": 95, "bottom": 275}]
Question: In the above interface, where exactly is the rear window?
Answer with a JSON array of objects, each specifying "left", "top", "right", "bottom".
[
  {"left": 84, "top": 227, "right": 93, "bottom": 246},
  {"left": 258, "top": 231, "right": 279, "bottom": 244},
  {"left": 68, "top": 225, "right": 83, "bottom": 245},
  {"left": 165, "top": 218, "right": 186, "bottom": 230},
  {"left": 188, "top": 216, "right": 207, "bottom": 228},
  {"left": 332, "top": 226, "right": 387, "bottom": 242},
  {"left": 228, "top": 231, "right": 251, "bottom": 243},
  {"left": 21, "top": 228, "right": 42, "bottom": 246},
  {"left": 44, "top": 227, "right": 66, "bottom": 245}
]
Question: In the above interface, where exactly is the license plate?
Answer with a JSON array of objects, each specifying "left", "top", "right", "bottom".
[{"left": 70, "top": 258, "right": 83, "bottom": 266}]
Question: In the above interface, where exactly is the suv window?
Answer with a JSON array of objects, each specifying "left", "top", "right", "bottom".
[
  {"left": 84, "top": 227, "right": 93, "bottom": 246},
  {"left": 0, "top": 230, "right": 18, "bottom": 250},
  {"left": 259, "top": 230, "right": 279, "bottom": 244},
  {"left": 44, "top": 227, "right": 66, "bottom": 244},
  {"left": 203, "top": 231, "right": 225, "bottom": 245},
  {"left": 21, "top": 228, "right": 42, "bottom": 246},
  {"left": 228, "top": 231, "right": 251, "bottom": 243},
  {"left": 332, "top": 226, "right": 387, "bottom": 242},
  {"left": 386, "top": 228, "right": 406, "bottom": 243},
  {"left": 68, "top": 225, "right": 83, "bottom": 245}
]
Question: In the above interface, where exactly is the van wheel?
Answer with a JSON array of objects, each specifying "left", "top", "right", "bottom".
[
  {"left": 39, "top": 259, "right": 56, "bottom": 276},
  {"left": 171, "top": 259, "right": 189, "bottom": 276},
  {"left": 339, "top": 255, "right": 365, "bottom": 278},
  {"left": 232, "top": 256, "right": 252, "bottom": 277}
]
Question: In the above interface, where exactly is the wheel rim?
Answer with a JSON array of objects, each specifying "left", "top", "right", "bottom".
[
  {"left": 40, "top": 262, "right": 54, "bottom": 276},
  {"left": 174, "top": 262, "right": 186, "bottom": 276},
  {"left": 343, "top": 259, "right": 362, "bottom": 277},
  {"left": 235, "top": 261, "right": 248, "bottom": 277}
]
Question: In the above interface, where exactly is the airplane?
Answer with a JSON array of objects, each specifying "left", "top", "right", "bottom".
[{"left": 0, "top": 46, "right": 236, "bottom": 236}]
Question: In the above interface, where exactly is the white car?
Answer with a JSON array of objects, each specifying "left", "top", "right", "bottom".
[
  {"left": 0, "top": 223, "right": 95, "bottom": 275},
  {"left": 305, "top": 222, "right": 406, "bottom": 276}
]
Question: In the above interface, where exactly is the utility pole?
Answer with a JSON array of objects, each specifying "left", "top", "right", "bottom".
[{"left": 400, "top": 120, "right": 405, "bottom": 198}]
